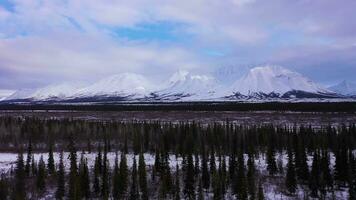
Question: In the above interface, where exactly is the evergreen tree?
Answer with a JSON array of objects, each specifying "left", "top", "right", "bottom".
[
  {"left": 47, "top": 143, "right": 55, "bottom": 174},
  {"left": 212, "top": 171, "right": 222, "bottom": 200},
  {"left": 79, "top": 154, "right": 90, "bottom": 199},
  {"left": 68, "top": 135, "right": 79, "bottom": 200},
  {"left": 201, "top": 151, "right": 210, "bottom": 191},
  {"left": 348, "top": 152, "right": 356, "bottom": 200},
  {"left": 320, "top": 151, "right": 333, "bottom": 190},
  {"left": 93, "top": 152, "right": 101, "bottom": 196},
  {"left": 13, "top": 151, "right": 26, "bottom": 200},
  {"left": 55, "top": 151, "right": 65, "bottom": 200},
  {"left": 112, "top": 152, "right": 120, "bottom": 200},
  {"left": 118, "top": 153, "right": 128, "bottom": 198},
  {"left": 198, "top": 178, "right": 204, "bottom": 200},
  {"left": 266, "top": 144, "right": 277, "bottom": 176},
  {"left": 184, "top": 153, "right": 195, "bottom": 200},
  {"left": 0, "top": 174, "right": 9, "bottom": 200},
  {"left": 285, "top": 149, "right": 296, "bottom": 194},
  {"left": 101, "top": 148, "right": 109, "bottom": 199},
  {"left": 296, "top": 144, "right": 309, "bottom": 182},
  {"left": 31, "top": 154, "right": 37, "bottom": 175},
  {"left": 25, "top": 140, "right": 32, "bottom": 176},
  {"left": 174, "top": 164, "right": 181, "bottom": 200},
  {"left": 36, "top": 155, "right": 47, "bottom": 195},
  {"left": 257, "top": 181, "right": 264, "bottom": 200},
  {"left": 247, "top": 153, "right": 256, "bottom": 200},
  {"left": 309, "top": 151, "right": 320, "bottom": 198},
  {"left": 234, "top": 151, "right": 247, "bottom": 200},
  {"left": 138, "top": 153, "right": 148, "bottom": 200},
  {"left": 334, "top": 148, "right": 348, "bottom": 187},
  {"left": 129, "top": 156, "right": 139, "bottom": 200}
]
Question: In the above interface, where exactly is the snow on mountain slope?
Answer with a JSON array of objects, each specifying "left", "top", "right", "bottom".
[
  {"left": 155, "top": 70, "right": 225, "bottom": 100},
  {"left": 5, "top": 89, "right": 36, "bottom": 100},
  {"left": 30, "top": 82, "right": 85, "bottom": 100},
  {"left": 0, "top": 89, "right": 15, "bottom": 101},
  {"left": 230, "top": 65, "right": 331, "bottom": 96},
  {"left": 74, "top": 73, "right": 154, "bottom": 98},
  {"left": 328, "top": 80, "right": 356, "bottom": 95}
]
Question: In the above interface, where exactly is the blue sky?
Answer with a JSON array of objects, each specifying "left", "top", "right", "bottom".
[{"left": 0, "top": 0, "right": 356, "bottom": 89}]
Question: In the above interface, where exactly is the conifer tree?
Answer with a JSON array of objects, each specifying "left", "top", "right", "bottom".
[
  {"left": 309, "top": 151, "right": 320, "bottom": 198},
  {"left": 112, "top": 152, "right": 120, "bottom": 200},
  {"left": 198, "top": 178, "right": 204, "bottom": 200},
  {"left": 118, "top": 153, "right": 128, "bottom": 198},
  {"left": 0, "top": 174, "right": 8, "bottom": 200},
  {"left": 296, "top": 144, "right": 309, "bottom": 182},
  {"left": 247, "top": 153, "right": 256, "bottom": 200},
  {"left": 129, "top": 156, "right": 139, "bottom": 200},
  {"left": 201, "top": 151, "right": 210, "bottom": 191},
  {"left": 285, "top": 148, "right": 296, "bottom": 194},
  {"left": 320, "top": 151, "right": 333, "bottom": 190},
  {"left": 68, "top": 135, "right": 79, "bottom": 200},
  {"left": 79, "top": 154, "right": 90, "bottom": 199},
  {"left": 257, "top": 181, "right": 264, "bottom": 200},
  {"left": 31, "top": 154, "right": 37, "bottom": 175},
  {"left": 184, "top": 153, "right": 195, "bottom": 200},
  {"left": 36, "top": 155, "right": 46, "bottom": 195},
  {"left": 25, "top": 140, "right": 32, "bottom": 176},
  {"left": 138, "top": 153, "right": 148, "bottom": 200},
  {"left": 47, "top": 143, "right": 55, "bottom": 174},
  {"left": 234, "top": 151, "right": 247, "bottom": 200},
  {"left": 266, "top": 144, "right": 277, "bottom": 176},
  {"left": 55, "top": 151, "right": 65, "bottom": 200},
  {"left": 93, "top": 153, "right": 101, "bottom": 196},
  {"left": 212, "top": 171, "right": 222, "bottom": 200},
  {"left": 101, "top": 147, "right": 109, "bottom": 199},
  {"left": 174, "top": 164, "right": 181, "bottom": 200},
  {"left": 14, "top": 151, "right": 26, "bottom": 200}
]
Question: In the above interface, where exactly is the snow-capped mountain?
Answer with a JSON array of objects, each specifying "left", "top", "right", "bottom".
[
  {"left": 30, "top": 82, "right": 85, "bottom": 100},
  {"left": 5, "top": 89, "right": 36, "bottom": 100},
  {"left": 5, "top": 82, "right": 84, "bottom": 101},
  {"left": 328, "top": 80, "right": 356, "bottom": 96},
  {"left": 154, "top": 70, "right": 224, "bottom": 100},
  {"left": 230, "top": 65, "right": 332, "bottom": 98},
  {"left": 1, "top": 65, "right": 350, "bottom": 102},
  {"left": 73, "top": 73, "right": 154, "bottom": 99},
  {"left": 0, "top": 89, "right": 15, "bottom": 101}
]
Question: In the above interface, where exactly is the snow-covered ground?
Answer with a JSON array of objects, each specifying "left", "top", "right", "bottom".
[{"left": 0, "top": 151, "right": 351, "bottom": 200}]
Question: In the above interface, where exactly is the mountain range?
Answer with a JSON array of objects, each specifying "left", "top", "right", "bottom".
[{"left": 1, "top": 65, "right": 354, "bottom": 102}]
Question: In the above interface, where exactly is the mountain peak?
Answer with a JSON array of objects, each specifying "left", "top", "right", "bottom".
[
  {"left": 328, "top": 80, "right": 356, "bottom": 95},
  {"left": 231, "top": 65, "right": 330, "bottom": 95}
]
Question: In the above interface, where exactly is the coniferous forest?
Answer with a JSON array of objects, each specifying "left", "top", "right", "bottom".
[{"left": 0, "top": 115, "right": 355, "bottom": 199}]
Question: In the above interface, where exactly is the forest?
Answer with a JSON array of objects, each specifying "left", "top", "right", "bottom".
[{"left": 0, "top": 116, "right": 355, "bottom": 199}]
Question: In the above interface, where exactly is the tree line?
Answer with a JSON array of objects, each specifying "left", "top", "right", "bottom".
[{"left": 0, "top": 116, "right": 355, "bottom": 199}]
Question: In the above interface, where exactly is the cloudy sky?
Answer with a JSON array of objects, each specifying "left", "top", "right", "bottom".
[{"left": 0, "top": 0, "right": 355, "bottom": 89}]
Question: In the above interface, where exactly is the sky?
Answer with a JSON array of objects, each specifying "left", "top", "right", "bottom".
[{"left": 0, "top": 0, "right": 356, "bottom": 89}]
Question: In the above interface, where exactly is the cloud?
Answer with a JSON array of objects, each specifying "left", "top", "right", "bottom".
[{"left": 0, "top": 0, "right": 356, "bottom": 89}]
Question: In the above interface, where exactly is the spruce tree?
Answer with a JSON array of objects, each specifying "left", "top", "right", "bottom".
[
  {"left": 174, "top": 164, "right": 181, "bottom": 200},
  {"left": 14, "top": 151, "right": 26, "bottom": 200},
  {"left": 118, "top": 153, "right": 128, "bottom": 198},
  {"left": 129, "top": 156, "right": 139, "bottom": 200},
  {"left": 212, "top": 171, "right": 222, "bottom": 200},
  {"left": 138, "top": 153, "right": 148, "bottom": 200},
  {"left": 55, "top": 151, "right": 65, "bottom": 200},
  {"left": 235, "top": 151, "right": 247, "bottom": 200},
  {"left": 25, "top": 140, "right": 32, "bottom": 176},
  {"left": 79, "top": 155, "right": 90, "bottom": 199},
  {"left": 68, "top": 135, "right": 79, "bottom": 200},
  {"left": 31, "top": 154, "right": 37, "bottom": 175},
  {"left": 266, "top": 144, "right": 277, "bottom": 176},
  {"left": 101, "top": 148, "right": 109, "bottom": 199},
  {"left": 0, "top": 174, "right": 8, "bottom": 200},
  {"left": 93, "top": 153, "right": 101, "bottom": 196},
  {"left": 296, "top": 144, "right": 309, "bottom": 182},
  {"left": 201, "top": 151, "right": 210, "bottom": 191},
  {"left": 112, "top": 152, "right": 120, "bottom": 200},
  {"left": 47, "top": 143, "right": 55, "bottom": 175},
  {"left": 36, "top": 155, "right": 47, "bottom": 195},
  {"left": 309, "top": 151, "right": 320, "bottom": 198},
  {"left": 247, "top": 153, "right": 256, "bottom": 200},
  {"left": 285, "top": 148, "right": 296, "bottom": 194},
  {"left": 184, "top": 153, "right": 195, "bottom": 200},
  {"left": 198, "top": 178, "right": 204, "bottom": 200},
  {"left": 257, "top": 181, "right": 264, "bottom": 200}
]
